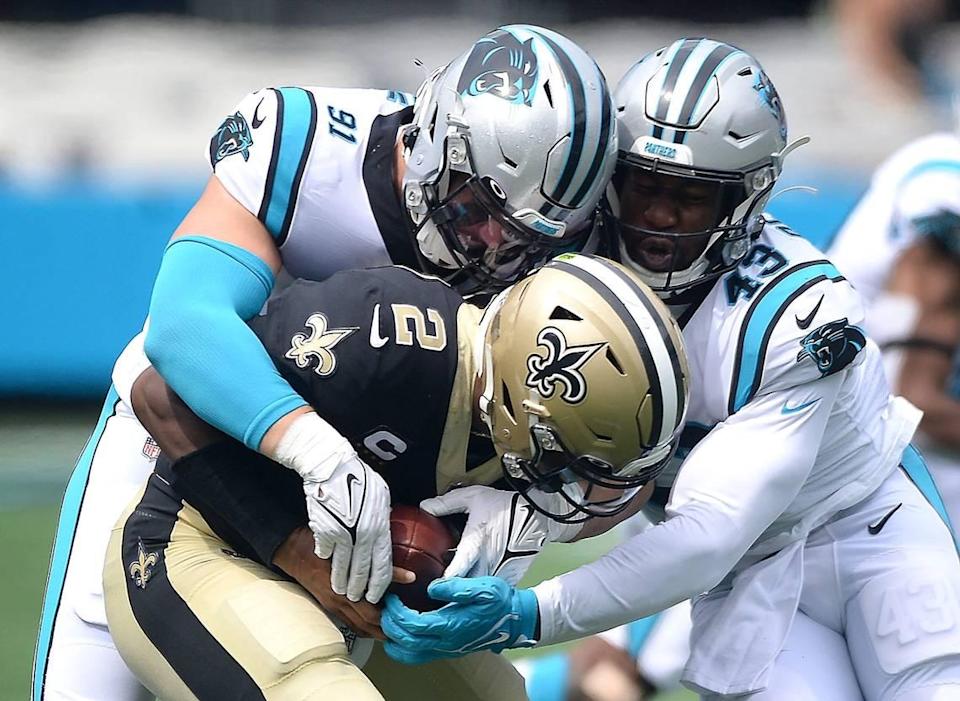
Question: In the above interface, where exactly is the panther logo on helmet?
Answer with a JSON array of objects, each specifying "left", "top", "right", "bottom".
[
  {"left": 753, "top": 71, "right": 787, "bottom": 141},
  {"left": 457, "top": 29, "right": 539, "bottom": 106},
  {"left": 209, "top": 111, "right": 253, "bottom": 166},
  {"left": 796, "top": 319, "right": 866, "bottom": 377},
  {"left": 525, "top": 327, "right": 605, "bottom": 403}
]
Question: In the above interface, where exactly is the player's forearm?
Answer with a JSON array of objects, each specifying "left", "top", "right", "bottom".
[
  {"left": 131, "top": 366, "right": 224, "bottom": 459},
  {"left": 534, "top": 504, "right": 743, "bottom": 645},
  {"left": 144, "top": 236, "right": 308, "bottom": 450},
  {"left": 535, "top": 379, "right": 839, "bottom": 645}
]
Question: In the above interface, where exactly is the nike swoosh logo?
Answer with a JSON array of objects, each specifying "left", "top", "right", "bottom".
[
  {"left": 868, "top": 502, "right": 902, "bottom": 535},
  {"left": 795, "top": 295, "right": 824, "bottom": 330},
  {"left": 369, "top": 304, "right": 389, "bottom": 348},
  {"left": 781, "top": 397, "right": 820, "bottom": 415},
  {"left": 485, "top": 631, "right": 511, "bottom": 647},
  {"left": 345, "top": 472, "right": 361, "bottom": 517},
  {"left": 251, "top": 97, "right": 266, "bottom": 129}
]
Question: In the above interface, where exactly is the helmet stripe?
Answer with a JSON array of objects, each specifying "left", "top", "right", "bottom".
[
  {"left": 673, "top": 43, "right": 740, "bottom": 143},
  {"left": 569, "top": 64, "right": 613, "bottom": 208},
  {"left": 653, "top": 39, "right": 700, "bottom": 124},
  {"left": 550, "top": 256, "right": 685, "bottom": 447},
  {"left": 550, "top": 259, "right": 665, "bottom": 447},
  {"left": 533, "top": 30, "right": 589, "bottom": 207},
  {"left": 662, "top": 40, "right": 718, "bottom": 142},
  {"left": 582, "top": 258, "right": 687, "bottom": 445},
  {"left": 643, "top": 40, "right": 687, "bottom": 140}
]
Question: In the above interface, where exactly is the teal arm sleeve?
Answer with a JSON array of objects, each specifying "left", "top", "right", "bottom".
[{"left": 144, "top": 236, "right": 307, "bottom": 449}]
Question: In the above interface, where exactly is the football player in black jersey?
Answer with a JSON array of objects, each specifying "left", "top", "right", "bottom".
[
  {"left": 103, "top": 255, "right": 688, "bottom": 701},
  {"left": 36, "top": 27, "right": 620, "bottom": 701}
]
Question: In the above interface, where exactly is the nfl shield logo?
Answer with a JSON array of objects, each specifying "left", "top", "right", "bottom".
[{"left": 142, "top": 437, "right": 161, "bottom": 461}]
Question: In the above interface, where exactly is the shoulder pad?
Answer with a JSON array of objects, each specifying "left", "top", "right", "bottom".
[{"left": 728, "top": 260, "right": 866, "bottom": 413}]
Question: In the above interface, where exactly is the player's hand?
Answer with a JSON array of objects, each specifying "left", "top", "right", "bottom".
[
  {"left": 273, "top": 527, "right": 415, "bottom": 640},
  {"left": 270, "top": 412, "right": 393, "bottom": 603},
  {"left": 300, "top": 448, "right": 393, "bottom": 603},
  {"left": 381, "top": 577, "right": 539, "bottom": 664},
  {"left": 420, "top": 485, "right": 582, "bottom": 585}
]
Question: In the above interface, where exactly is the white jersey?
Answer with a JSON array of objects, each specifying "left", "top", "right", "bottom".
[
  {"left": 111, "top": 85, "right": 416, "bottom": 404},
  {"left": 534, "top": 216, "right": 921, "bottom": 643},
  {"left": 659, "top": 218, "right": 918, "bottom": 556},
  {"left": 210, "top": 85, "right": 416, "bottom": 279},
  {"left": 828, "top": 132, "right": 960, "bottom": 304}
]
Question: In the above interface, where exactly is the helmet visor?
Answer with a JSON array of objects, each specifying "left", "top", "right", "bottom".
[{"left": 428, "top": 173, "right": 584, "bottom": 283}]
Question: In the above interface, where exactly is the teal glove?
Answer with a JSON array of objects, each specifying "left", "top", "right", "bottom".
[{"left": 381, "top": 576, "right": 539, "bottom": 665}]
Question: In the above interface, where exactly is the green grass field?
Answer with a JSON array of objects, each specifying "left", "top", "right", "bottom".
[{"left": 1, "top": 402, "right": 692, "bottom": 701}]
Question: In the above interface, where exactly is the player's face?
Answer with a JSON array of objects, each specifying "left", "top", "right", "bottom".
[
  {"left": 617, "top": 169, "right": 722, "bottom": 273},
  {"left": 446, "top": 177, "right": 510, "bottom": 251},
  {"left": 440, "top": 171, "right": 535, "bottom": 281}
]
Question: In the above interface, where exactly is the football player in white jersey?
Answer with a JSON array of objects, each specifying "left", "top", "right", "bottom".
[
  {"left": 829, "top": 133, "right": 960, "bottom": 531},
  {"left": 33, "top": 25, "right": 618, "bottom": 701},
  {"left": 380, "top": 39, "right": 960, "bottom": 701}
]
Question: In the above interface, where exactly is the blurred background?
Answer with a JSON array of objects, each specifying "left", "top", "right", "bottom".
[{"left": 2, "top": 1, "right": 958, "bottom": 699}]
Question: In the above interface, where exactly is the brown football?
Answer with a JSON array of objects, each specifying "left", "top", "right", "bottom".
[{"left": 388, "top": 504, "right": 463, "bottom": 611}]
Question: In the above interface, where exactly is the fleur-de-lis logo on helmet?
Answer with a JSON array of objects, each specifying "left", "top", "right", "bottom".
[
  {"left": 525, "top": 327, "right": 605, "bottom": 403},
  {"left": 286, "top": 313, "right": 357, "bottom": 377},
  {"left": 128, "top": 538, "right": 159, "bottom": 590}
]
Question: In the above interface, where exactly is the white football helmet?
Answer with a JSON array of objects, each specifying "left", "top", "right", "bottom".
[
  {"left": 611, "top": 38, "right": 794, "bottom": 298},
  {"left": 401, "top": 25, "right": 617, "bottom": 293}
]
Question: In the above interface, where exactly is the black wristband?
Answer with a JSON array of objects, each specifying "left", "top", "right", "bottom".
[{"left": 163, "top": 440, "right": 307, "bottom": 567}]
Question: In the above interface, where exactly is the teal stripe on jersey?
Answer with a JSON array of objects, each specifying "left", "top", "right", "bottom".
[
  {"left": 901, "top": 443, "right": 957, "bottom": 549},
  {"left": 263, "top": 87, "right": 315, "bottom": 238},
  {"left": 900, "top": 159, "right": 960, "bottom": 187},
  {"left": 626, "top": 613, "right": 661, "bottom": 658},
  {"left": 730, "top": 261, "right": 845, "bottom": 413},
  {"left": 33, "top": 386, "right": 120, "bottom": 701}
]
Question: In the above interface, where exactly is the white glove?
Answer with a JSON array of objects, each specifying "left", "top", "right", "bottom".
[
  {"left": 420, "top": 485, "right": 583, "bottom": 586},
  {"left": 273, "top": 413, "right": 392, "bottom": 603}
]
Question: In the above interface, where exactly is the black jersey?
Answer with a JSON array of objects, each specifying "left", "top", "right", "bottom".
[
  {"left": 158, "top": 266, "right": 500, "bottom": 567},
  {"left": 249, "top": 266, "right": 496, "bottom": 503}
]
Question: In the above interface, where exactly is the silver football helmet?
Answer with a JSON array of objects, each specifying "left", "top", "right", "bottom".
[
  {"left": 401, "top": 25, "right": 617, "bottom": 293},
  {"left": 611, "top": 38, "right": 794, "bottom": 298}
]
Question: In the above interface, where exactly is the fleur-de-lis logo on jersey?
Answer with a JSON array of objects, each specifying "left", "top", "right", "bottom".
[
  {"left": 128, "top": 538, "right": 159, "bottom": 590},
  {"left": 286, "top": 313, "right": 357, "bottom": 377},
  {"left": 525, "top": 327, "right": 605, "bottom": 403}
]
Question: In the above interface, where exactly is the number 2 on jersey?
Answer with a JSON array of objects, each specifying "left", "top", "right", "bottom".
[
  {"left": 371, "top": 303, "right": 448, "bottom": 351},
  {"left": 327, "top": 105, "right": 357, "bottom": 143}
]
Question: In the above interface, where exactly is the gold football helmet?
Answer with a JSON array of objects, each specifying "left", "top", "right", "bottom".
[{"left": 477, "top": 252, "right": 690, "bottom": 521}]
